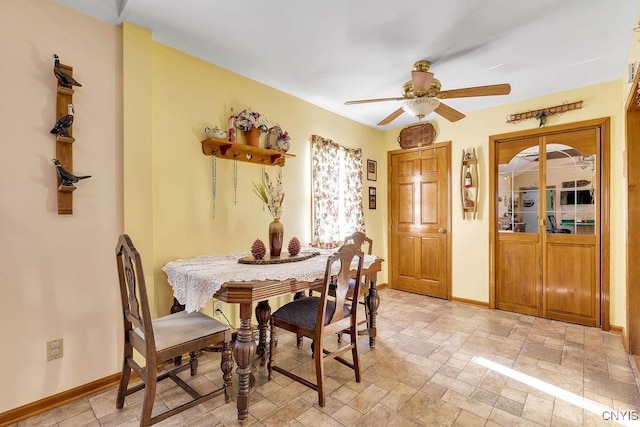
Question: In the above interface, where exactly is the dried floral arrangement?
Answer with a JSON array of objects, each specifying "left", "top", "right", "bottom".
[{"left": 252, "top": 169, "right": 284, "bottom": 218}]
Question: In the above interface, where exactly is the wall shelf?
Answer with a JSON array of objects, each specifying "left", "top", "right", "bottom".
[
  {"left": 201, "top": 138, "right": 294, "bottom": 166},
  {"left": 460, "top": 148, "right": 478, "bottom": 219},
  {"left": 57, "top": 86, "right": 74, "bottom": 96},
  {"left": 56, "top": 136, "right": 75, "bottom": 144}
]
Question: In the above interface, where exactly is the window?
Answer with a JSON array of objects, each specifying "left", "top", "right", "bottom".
[{"left": 311, "top": 135, "right": 365, "bottom": 248}]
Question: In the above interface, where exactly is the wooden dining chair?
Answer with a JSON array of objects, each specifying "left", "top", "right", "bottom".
[
  {"left": 267, "top": 243, "right": 364, "bottom": 407},
  {"left": 115, "top": 234, "right": 233, "bottom": 426},
  {"left": 336, "top": 231, "right": 373, "bottom": 340},
  {"left": 304, "top": 231, "right": 374, "bottom": 346}
]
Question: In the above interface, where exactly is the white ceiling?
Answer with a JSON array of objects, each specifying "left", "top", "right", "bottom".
[{"left": 53, "top": 0, "right": 640, "bottom": 129}]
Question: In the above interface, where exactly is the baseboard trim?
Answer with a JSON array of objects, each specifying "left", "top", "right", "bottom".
[
  {"left": 0, "top": 373, "right": 121, "bottom": 426},
  {"left": 610, "top": 324, "right": 624, "bottom": 335},
  {"left": 451, "top": 296, "right": 490, "bottom": 308}
]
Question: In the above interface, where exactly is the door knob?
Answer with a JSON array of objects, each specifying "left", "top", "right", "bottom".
[{"left": 438, "top": 228, "right": 447, "bottom": 233}]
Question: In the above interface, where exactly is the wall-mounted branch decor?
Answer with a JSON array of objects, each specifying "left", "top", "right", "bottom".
[{"left": 506, "top": 100, "right": 583, "bottom": 125}]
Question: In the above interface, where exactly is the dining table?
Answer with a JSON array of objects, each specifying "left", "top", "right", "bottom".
[{"left": 163, "top": 248, "right": 384, "bottom": 422}]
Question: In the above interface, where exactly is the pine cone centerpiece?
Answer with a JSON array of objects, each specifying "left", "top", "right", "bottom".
[
  {"left": 287, "top": 237, "right": 301, "bottom": 256},
  {"left": 251, "top": 239, "right": 266, "bottom": 259}
]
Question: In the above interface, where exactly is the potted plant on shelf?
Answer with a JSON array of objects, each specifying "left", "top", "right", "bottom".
[{"left": 234, "top": 108, "right": 269, "bottom": 147}]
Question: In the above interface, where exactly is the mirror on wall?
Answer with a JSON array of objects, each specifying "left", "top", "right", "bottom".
[{"left": 497, "top": 142, "right": 596, "bottom": 235}]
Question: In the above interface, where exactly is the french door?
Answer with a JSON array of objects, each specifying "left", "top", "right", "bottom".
[{"left": 491, "top": 119, "right": 609, "bottom": 327}]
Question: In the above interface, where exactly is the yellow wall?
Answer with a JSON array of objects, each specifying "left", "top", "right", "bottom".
[
  {"left": 0, "top": 0, "right": 122, "bottom": 413},
  {"left": 382, "top": 79, "right": 627, "bottom": 326},
  {"left": 1, "top": 0, "right": 637, "bottom": 416},
  {"left": 122, "top": 25, "right": 388, "bottom": 322}
]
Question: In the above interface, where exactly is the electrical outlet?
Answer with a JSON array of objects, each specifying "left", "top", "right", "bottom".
[
  {"left": 213, "top": 300, "right": 222, "bottom": 313},
  {"left": 47, "top": 338, "right": 63, "bottom": 361}
]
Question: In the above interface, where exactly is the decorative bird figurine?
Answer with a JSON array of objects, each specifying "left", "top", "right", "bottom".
[
  {"left": 535, "top": 111, "right": 548, "bottom": 127},
  {"left": 53, "top": 54, "right": 82, "bottom": 88},
  {"left": 52, "top": 159, "right": 91, "bottom": 187},
  {"left": 50, "top": 104, "right": 74, "bottom": 137}
]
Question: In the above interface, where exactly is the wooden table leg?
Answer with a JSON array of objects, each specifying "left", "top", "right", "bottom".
[
  {"left": 255, "top": 300, "right": 270, "bottom": 366},
  {"left": 234, "top": 303, "right": 256, "bottom": 422},
  {"left": 365, "top": 275, "right": 380, "bottom": 348},
  {"left": 170, "top": 298, "right": 186, "bottom": 366},
  {"left": 293, "top": 291, "right": 306, "bottom": 347}
]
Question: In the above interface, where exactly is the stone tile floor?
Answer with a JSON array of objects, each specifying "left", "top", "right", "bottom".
[{"left": 10, "top": 288, "right": 640, "bottom": 426}]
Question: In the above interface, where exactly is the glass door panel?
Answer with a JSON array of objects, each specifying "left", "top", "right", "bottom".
[
  {"left": 497, "top": 138, "right": 540, "bottom": 233},
  {"left": 545, "top": 130, "right": 597, "bottom": 235}
]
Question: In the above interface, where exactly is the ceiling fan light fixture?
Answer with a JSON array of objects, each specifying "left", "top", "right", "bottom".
[{"left": 401, "top": 97, "right": 440, "bottom": 119}]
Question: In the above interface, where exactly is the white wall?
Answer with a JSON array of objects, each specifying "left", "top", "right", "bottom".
[{"left": 0, "top": 0, "right": 122, "bottom": 412}]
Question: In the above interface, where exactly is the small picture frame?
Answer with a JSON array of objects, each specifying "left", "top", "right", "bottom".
[
  {"left": 629, "top": 61, "right": 637, "bottom": 83},
  {"left": 367, "top": 159, "right": 377, "bottom": 181},
  {"left": 368, "top": 187, "right": 376, "bottom": 210}
]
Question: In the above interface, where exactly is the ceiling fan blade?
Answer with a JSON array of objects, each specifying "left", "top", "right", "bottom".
[
  {"left": 378, "top": 108, "right": 404, "bottom": 126},
  {"left": 437, "top": 83, "right": 511, "bottom": 99},
  {"left": 411, "top": 70, "right": 434, "bottom": 92},
  {"left": 434, "top": 102, "right": 466, "bottom": 122},
  {"left": 345, "top": 97, "right": 405, "bottom": 105}
]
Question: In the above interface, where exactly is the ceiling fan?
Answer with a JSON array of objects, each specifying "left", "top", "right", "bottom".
[{"left": 345, "top": 60, "right": 511, "bottom": 125}]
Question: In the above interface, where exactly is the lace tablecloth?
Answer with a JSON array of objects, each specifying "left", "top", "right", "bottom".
[{"left": 163, "top": 248, "right": 378, "bottom": 312}]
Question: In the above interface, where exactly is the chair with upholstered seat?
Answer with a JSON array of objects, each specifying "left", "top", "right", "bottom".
[
  {"left": 115, "top": 234, "right": 233, "bottom": 426},
  {"left": 267, "top": 243, "right": 364, "bottom": 407},
  {"left": 335, "top": 231, "right": 373, "bottom": 341}
]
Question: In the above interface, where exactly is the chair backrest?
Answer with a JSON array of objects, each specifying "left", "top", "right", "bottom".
[
  {"left": 115, "top": 234, "right": 155, "bottom": 353},
  {"left": 548, "top": 214, "right": 558, "bottom": 232},
  {"left": 317, "top": 243, "right": 364, "bottom": 335},
  {"left": 344, "top": 231, "right": 372, "bottom": 287},
  {"left": 343, "top": 231, "right": 372, "bottom": 255}
]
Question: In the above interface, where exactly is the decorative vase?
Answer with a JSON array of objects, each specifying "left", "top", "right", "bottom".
[
  {"left": 269, "top": 218, "right": 284, "bottom": 257},
  {"left": 245, "top": 127, "right": 260, "bottom": 147}
]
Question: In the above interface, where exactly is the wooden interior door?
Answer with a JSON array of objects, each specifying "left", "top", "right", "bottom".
[
  {"left": 389, "top": 143, "right": 451, "bottom": 298},
  {"left": 492, "top": 121, "right": 607, "bottom": 328}
]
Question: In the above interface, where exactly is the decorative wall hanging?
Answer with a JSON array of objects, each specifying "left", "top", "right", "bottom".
[
  {"left": 397, "top": 122, "right": 436, "bottom": 149},
  {"left": 460, "top": 148, "right": 478, "bottom": 219},
  {"left": 367, "top": 159, "right": 377, "bottom": 181},
  {"left": 506, "top": 101, "right": 583, "bottom": 125},
  {"left": 369, "top": 187, "right": 377, "bottom": 209},
  {"left": 51, "top": 54, "right": 88, "bottom": 215}
]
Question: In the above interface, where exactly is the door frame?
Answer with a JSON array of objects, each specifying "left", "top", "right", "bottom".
[
  {"left": 387, "top": 141, "right": 452, "bottom": 300},
  {"left": 625, "top": 73, "right": 640, "bottom": 355},
  {"left": 488, "top": 118, "right": 610, "bottom": 330}
]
